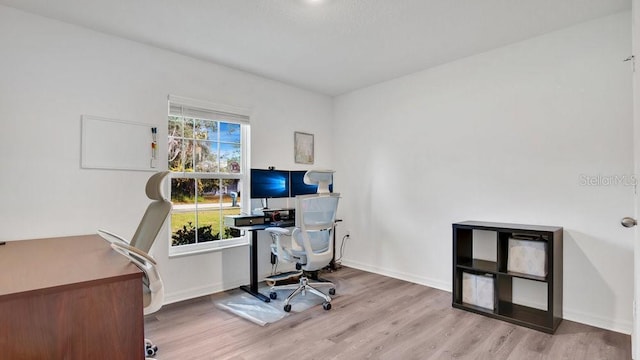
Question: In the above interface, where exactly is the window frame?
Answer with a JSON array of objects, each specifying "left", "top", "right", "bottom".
[{"left": 167, "top": 95, "right": 251, "bottom": 257}]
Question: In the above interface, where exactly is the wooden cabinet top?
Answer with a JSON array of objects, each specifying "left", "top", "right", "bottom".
[{"left": 0, "top": 234, "right": 142, "bottom": 299}]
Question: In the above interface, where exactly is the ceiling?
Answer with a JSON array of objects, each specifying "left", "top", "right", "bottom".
[{"left": 0, "top": 0, "right": 631, "bottom": 96}]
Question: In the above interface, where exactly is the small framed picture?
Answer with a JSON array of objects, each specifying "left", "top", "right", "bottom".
[{"left": 294, "top": 131, "right": 314, "bottom": 164}]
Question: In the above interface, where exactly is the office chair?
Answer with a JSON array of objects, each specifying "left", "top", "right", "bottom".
[
  {"left": 266, "top": 192, "right": 340, "bottom": 312},
  {"left": 110, "top": 241, "right": 164, "bottom": 359},
  {"left": 97, "top": 171, "right": 171, "bottom": 358},
  {"left": 98, "top": 171, "right": 172, "bottom": 253}
]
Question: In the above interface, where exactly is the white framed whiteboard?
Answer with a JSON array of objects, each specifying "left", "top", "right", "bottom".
[{"left": 81, "top": 115, "right": 157, "bottom": 171}]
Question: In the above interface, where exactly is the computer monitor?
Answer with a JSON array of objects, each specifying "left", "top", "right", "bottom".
[{"left": 250, "top": 169, "right": 290, "bottom": 199}]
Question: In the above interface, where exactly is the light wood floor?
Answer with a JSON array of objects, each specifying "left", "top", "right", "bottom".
[{"left": 145, "top": 267, "right": 631, "bottom": 359}]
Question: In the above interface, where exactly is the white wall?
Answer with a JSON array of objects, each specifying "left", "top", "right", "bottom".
[
  {"left": 0, "top": 5, "right": 333, "bottom": 303},
  {"left": 333, "top": 12, "right": 634, "bottom": 333}
]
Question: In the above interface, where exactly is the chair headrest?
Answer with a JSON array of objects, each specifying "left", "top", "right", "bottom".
[
  {"left": 145, "top": 171, "right": 170, "bottom": 201},
  {"left": 303, "top": 170, "right": 334, "bottom": 194}
]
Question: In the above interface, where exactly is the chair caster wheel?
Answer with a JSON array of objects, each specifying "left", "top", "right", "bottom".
[
  {"left": 323, "top": 302, "right": 331, "bottom": 310},
  {"left": 145, "top": 344, "right": 158, "bottom": 356},
  {"left": 145, "top": 339, "right": 157, "bottom": 356},
  {"left": 270, "top": 292, "right": 277, "bottom": 300},
  {"left": 284, "top": 304, "right": 292, "bottom": 312},
  {"left": 329, "top": 288, "right": 336, "bottom": 295}
]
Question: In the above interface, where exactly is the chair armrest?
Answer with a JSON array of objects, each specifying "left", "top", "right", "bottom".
[
  {"left": 110, "top": 241, "right": 157, "bottom": 266},
  {"left": 97, "top": 229, "right": 130, "bottom": 244},
  {"left": 265, "top": 227, "right": 291, "bottom": 236}
]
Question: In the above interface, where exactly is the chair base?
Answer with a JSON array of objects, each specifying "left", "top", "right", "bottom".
[
  {"left": 269, "top": 276, "right": 335, "bottom": 312},
  {"left": 264, "top": 270, "right": 303, "bottom": 287}
]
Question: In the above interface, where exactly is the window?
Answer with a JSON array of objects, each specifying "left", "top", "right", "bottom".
[{"left": 167, "top": 95, "right": 250, "bottom": 255}]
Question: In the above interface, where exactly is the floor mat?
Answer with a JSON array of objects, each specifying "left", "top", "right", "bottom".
[{"left": 215, "top": 283, "right": 334, "bottom": 326}]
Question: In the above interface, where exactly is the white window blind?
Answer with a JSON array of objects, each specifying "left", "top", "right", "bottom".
[{"left": 168, "top": 95, "right": 250, "bottom": 124}]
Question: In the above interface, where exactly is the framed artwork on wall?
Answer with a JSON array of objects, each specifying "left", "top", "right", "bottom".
[{"left": 294, "top": 131, "right": 314, "bottom": 164}]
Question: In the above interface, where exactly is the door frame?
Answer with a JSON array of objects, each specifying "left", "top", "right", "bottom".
[{"left": 633, "top": 0, "right": 639, "bottom": 358}]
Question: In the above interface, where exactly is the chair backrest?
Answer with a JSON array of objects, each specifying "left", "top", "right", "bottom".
[
  {"left": 129, "top": 171, "right": 172, "bottom": 253},
  {"left": 110, "top": 241, "right": 164, "bottom": 315},
  {"left": 293, "top": 193, "right": 340, "bottom": 271}
]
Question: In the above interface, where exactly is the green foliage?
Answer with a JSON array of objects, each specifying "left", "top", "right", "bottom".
[
  {"left": 171, "top": 221, "right": 240, "bottom": 246},
  {"left": 171, "top": 222, "right": 220, "bottom": 246},
  {"left": 170, "top": 177, "right": 200, "bottom": 202}
]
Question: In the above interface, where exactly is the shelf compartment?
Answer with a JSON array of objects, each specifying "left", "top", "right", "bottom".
[
  {"left": 507, "top": 237, "right": 547, "bottom": 277},
  {"left": 462, "top": 272, "right": 495, "bottom": 310},
  {"left": 499, "top": 275, "right": 548, "bottom": 312},
  {"left": 497, "top": 302, "right": 555, "bottom": 333}
]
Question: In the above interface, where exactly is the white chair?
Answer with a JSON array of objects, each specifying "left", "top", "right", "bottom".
[
  {"left": 97, "top": 171, "right": 171, "bottom": 359},
  {"left": 110, "top": 241, "right": 164, "bottom": 359},
  {"left": 266, "top": 192, "right": 340, "bottom": 312},
  {"left": 97, "top": 171, "right": 172, "bottom": 253}
]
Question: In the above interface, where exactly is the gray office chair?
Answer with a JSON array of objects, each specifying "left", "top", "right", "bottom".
[
  {"left": 98, "top": 171, "right": 172, "bottom": 253},
  {"left": 266, "top": 192, "right": 340, "bottom": 312},
  {"left": 97, "top": 171, "right": 171, "bottom": 358}
]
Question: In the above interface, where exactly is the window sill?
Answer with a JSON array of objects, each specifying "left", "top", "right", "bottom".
[{"left": 168, "top": 237, "right": 248, "bottom": 258}]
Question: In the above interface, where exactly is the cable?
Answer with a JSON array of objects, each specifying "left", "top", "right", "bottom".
[{"left": 335, "top": 234, "right": 349, "bottom": 262}]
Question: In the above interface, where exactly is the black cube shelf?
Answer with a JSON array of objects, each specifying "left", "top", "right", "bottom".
[{"left": 452, "top": 221, "right": 563, "bottom": 333}]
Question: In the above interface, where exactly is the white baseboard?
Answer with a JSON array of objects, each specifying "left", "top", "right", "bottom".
[
  {"left": 340, "top": 259, "right": 451, "bottom": 292},
  {"left": 163, "top": 279, "right": 244, "bottom": 305},
  {"left": 340, "top": 260, "right": 632, "bottom": 335},
  {"left": 162, "top": 269, "right": 279, "bottom": 305},
  {"left": 563, "top": 308, "right": 632, "bottom": 335}
]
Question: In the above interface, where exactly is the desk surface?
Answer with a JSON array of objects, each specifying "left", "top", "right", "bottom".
[
  {"left": 230, "top": 220, "right": 295, "bottom": 231},
  {"left": 0, "top": 234, "right": 142, "bottom": 298}
]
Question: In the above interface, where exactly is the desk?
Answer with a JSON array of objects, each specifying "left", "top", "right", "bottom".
[
  {"left": 0, "top": 234, "right": 144, "bottom": 359},
  {"left": 231, "top": 221, "right": 294, "bottom": 302}
]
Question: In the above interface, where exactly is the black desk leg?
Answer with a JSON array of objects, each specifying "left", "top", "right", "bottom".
[{"left": 240, "top": 229, "right": 270, "bottom": 302}]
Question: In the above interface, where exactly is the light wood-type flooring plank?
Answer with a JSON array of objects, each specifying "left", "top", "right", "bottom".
[{"left": 145, "top": 267, "right": 630, "bottom": 360}]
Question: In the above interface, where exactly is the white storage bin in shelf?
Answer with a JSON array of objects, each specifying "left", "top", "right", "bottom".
[
  {"left": 462, "top": 272, "right": 494, "bottom": 310},
  {"left": 507, "top": 237, "right": 547, "bottom": 277}
]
